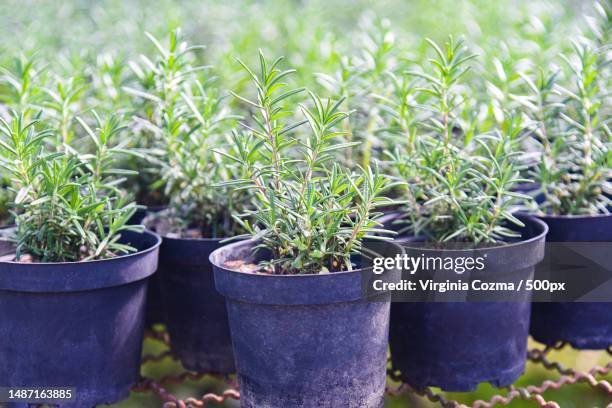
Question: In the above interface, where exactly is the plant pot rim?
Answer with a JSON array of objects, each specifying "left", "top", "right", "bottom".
[
  {"left": 534, "top": 212, "right": 612, "bottom": 221},
  {"left": 211, "top": 239, "right": 402, "bottom": 305},
  {"left": 210, "top": 238, "right": 400, "bottom": 278},
  {"left": 139, "top": 204, "right": 168, "bottom": 211},
  {"left": 0, "top": 229, "right": 161, "bottom": 293},
  {"left": 157, "top": 232, "right": 231, "bottom": 267},
  {"left": 158, "top": 232, "right": 229, "bottom": 243},
  {"left": 400, "top": 214, "right": 548, "bottom": 253},
  {"left": 0, "top": 229, "right": 161, "bottom": 266}
]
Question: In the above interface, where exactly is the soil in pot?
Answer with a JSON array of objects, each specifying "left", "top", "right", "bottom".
[
  {"left": 530, "top": 213, "right": 612, "bottom": 349},
  {"left": 210, "top": 240, "right": 402, "bottom": 408},
  {"left": 0, "top": 230, "right": 161, "bottom": 408},
  {"left": 389, "top": 214, "right": 548, "bottom": 391}
]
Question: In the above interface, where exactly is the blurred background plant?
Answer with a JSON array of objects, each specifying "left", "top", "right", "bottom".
[
  {"left": 384, "top": 37, "right": 532, "bottom": 244},
  {"left": 125, "top": 30, "right": 249, "bottom": 237},
  {"left": 122, "top": 29, "right": 204, "bottom": 209},
  {"left": 516, "top": 39, "right": 611, "bottom": 215}
]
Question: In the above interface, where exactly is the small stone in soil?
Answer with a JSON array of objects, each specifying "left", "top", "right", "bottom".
[
  {"left": 20, "top": 254, "right": 34, "bottom": 263},
  {"left": 223, "top": 259, "right": 261, "bottom": 273}
]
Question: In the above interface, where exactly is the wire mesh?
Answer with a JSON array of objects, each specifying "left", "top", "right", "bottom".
[{"left": 135, "top": 328, "right": 612, "bottom": 408}]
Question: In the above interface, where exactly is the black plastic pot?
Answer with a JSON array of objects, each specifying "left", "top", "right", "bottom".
[
  {"left": 210, "top": 240, "right": 402, "bottom": 408},
  {"left": 0, "top": 230, "right": 161, "bottom": 408},
  {"left": 389, "top": 214, "right": 548, "bottom": 391},
  {"left": 530, "top": 213, "right": 612, "bottom": 349},
  {"left": 130, "top": 205, "right": 166, "bottom": 328},
  {"left": 158, "top": 236, "right": 234, "bottom": 373}
]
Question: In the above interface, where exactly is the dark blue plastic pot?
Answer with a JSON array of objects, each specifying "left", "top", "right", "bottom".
[
  {"left": 144, "top": 271, "right": 165, "bottom": 328},
  {"left": 389, "top": 215, "right": 548, "bottom": 391},
  {"left": 129, "top": 205, "right": 166, "bottom": 328},
  {"left": 0, "top": 230, "right": 161, "bottom": 408},
  {"left": 530, "top": 213, "right": 612, "bottom": 349},
  {"left": 158, "top": 236, "right": 234, "bottom": 373},
  {"left": 210, "top": 240, "right": 402, "bottom": 408}
]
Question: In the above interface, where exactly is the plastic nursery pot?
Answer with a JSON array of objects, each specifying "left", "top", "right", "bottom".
[
  {"left": 130, "top": 205, "right": 166, "bottom": 328},
  {"left": 157, "top": 236, "right": 235, "bottom": 373},
  {"left": 530, "top": 213, "right": 612, "bottom": 349},
  {"left": 210, "top": 240, "right": 402, "bottom": 408},
  {"left": 0, "top": 230, "right": 161, "bottom": 408},
  {"left": 389, "top": 214, "right": 548, "bottom": 392}
]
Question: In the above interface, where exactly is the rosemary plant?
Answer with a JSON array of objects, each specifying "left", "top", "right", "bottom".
[
  {"left": 0, "top": 176, "right": 11, "bottom": 225},
  {"left": 516, "top": 40, "right": 611, "bottom": 215},
  {"left": 220, "top": 52, "right": 394, "bottom": 275},
  {"left": 316, "top": 17, "right": 397, "bottom": 169},
  {"left": 90, "top": 52, "right": 133, "bottom": 113},
  {"left": 0, "top": 112, "right": 140, "bottom": 262},
  {"left": 40, "top": 75, "right": 89, "bottom": 148},
  {"left": 126, "top": 30, "right": 247, "bottom": 238},
  {"left": 0, "top": 56, "right": 43, "bottom": 118},
  {"left": 387, "top": 37, "right": 530, "bottom": 244},
  {"left": 122, "top": 29, "right": 206, "bottom": 207}
]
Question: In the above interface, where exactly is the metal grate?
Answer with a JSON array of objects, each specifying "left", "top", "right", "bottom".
[{"left": 135, "top": 328, "right": 612, "bottom": 408}]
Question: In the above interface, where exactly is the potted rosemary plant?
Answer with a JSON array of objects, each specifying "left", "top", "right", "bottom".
[
  {"left": 209, "top": 53, "right": 401, "bottom": 407},
  {"left": 123, "top": 31, "right": 192, "bottom": 223},
  {"left": 0, "top": 112, "right": 160, "bottom": 407},
  {"left": 383, "top": 37, "right": 548, "bottom": 391},
  {"left": 129, "top": 31, "right": 247, "bottom": 373},
  {"left": 517, "top": 41, "right": 611, "bottom": 349}
]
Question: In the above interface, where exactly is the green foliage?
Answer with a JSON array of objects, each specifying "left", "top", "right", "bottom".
[
  {"left": 122, "top": 29, "right": 204, "bottom": 207},
  {"left": 316, "top": 16, "right": 398, "bottom": 169},
  {"left": 0, "top": 56, "right": 43, "bottom": 117},
  {"left": 126, "top": 30, "right": 247, "bottom": 237},
  {"left": 387, "top": 37, "right": 530, "bottom": 244},
  {"left": 516, "top": 40, "right": 611, "bottom": 215},
  {"left": 0, "top": 112, "right": 140, "bottom": 262},
  {"left": 40, "top": 75, "right": 89, "bottom": 147},
  {"left": 586, "top": 2, "right": 611, "bottom": 46},
  {"left": 220, "top": 52, "right": 394, "bottom": 275},
  {"left": 0, "top": 176, "right": 12, "bottom": 225}
]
